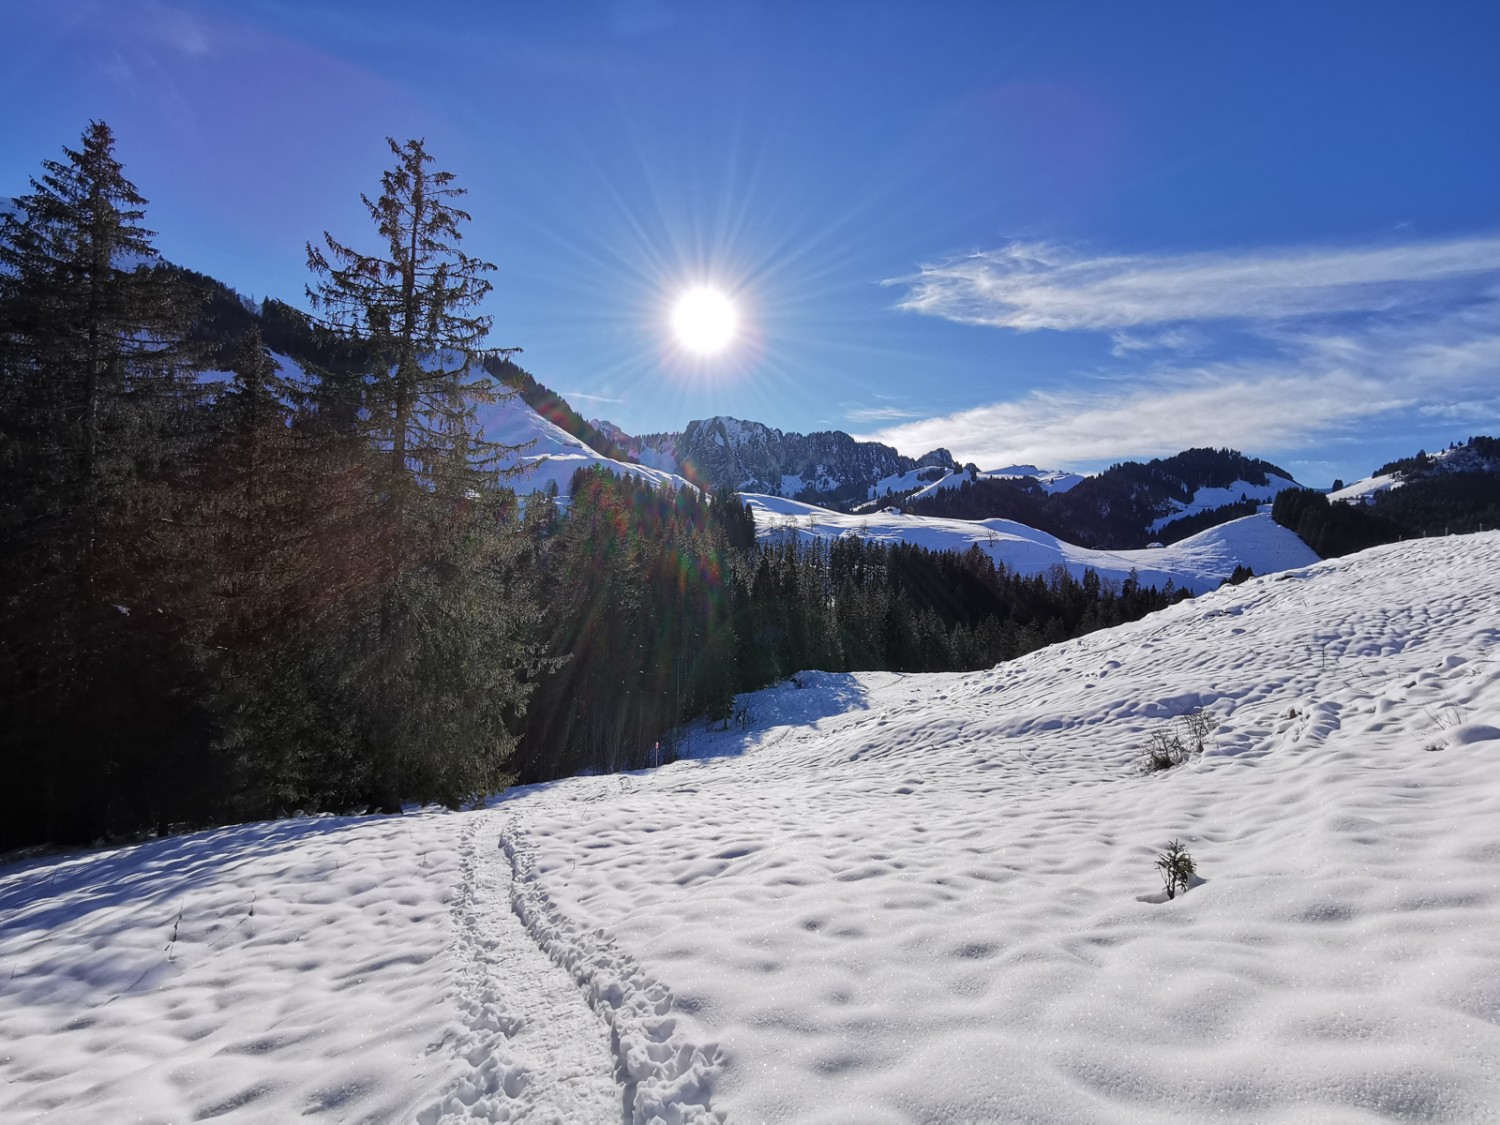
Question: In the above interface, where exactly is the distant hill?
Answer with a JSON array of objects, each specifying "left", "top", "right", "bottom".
[
  {"left": 1275, "top": 436, "right": 1500, "bottom": 556},
  {"left": 895, "top": 447, "right": 1300, "bottom": 549}
]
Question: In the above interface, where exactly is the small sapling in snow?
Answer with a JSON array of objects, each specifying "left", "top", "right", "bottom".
[
  {"left": 1156, "top": 840, "right": 1196, "bottom": 900},
  {"left": 165, "top": 906, "right": 182, "bottom": 962}
]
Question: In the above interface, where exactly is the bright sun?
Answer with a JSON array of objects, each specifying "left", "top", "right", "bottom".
[{"left": 672, "top": 286, "right": 738, "bottom": 355}]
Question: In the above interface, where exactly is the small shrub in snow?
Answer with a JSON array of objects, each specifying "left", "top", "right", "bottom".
[
  {"left": 1156, "top": 840, "right": 1196, "bottom": 899},
  {"left": 1145, "top": 730, "right": 1186, "bottom": 771},
  {"left": 1142, "top": 707, "right": 1220, "bottom": 772},
  {"left": 1180, "top": 707, "right": 1220, "bottom": 753}
]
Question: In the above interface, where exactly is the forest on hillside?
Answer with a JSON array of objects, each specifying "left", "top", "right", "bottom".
[
  {"left": 0, "top": 122, "right": 1184, "bottom": 851},
  {"left": 1272, "top": 441, "right": 1500, "bottom": 558}
]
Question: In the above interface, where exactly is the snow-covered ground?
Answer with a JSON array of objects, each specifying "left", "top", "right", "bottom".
[
  {"left": 0, "top": 812, "right": 621, "bottom": 1122},
  {"left": 4, "top": 533, "right": 1499, "bottom": 1122},
  {"left": 747, "top": 494, "right": 1319, "bottom": 593}
]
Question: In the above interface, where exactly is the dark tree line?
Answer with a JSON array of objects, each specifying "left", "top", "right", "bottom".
[
  {"left": 1, "top": 124, "right": 538, "bottom": 849},
  {"left": 1153, "top": 498, "right": 1259, "bottom": 545},
  {"left": 512, "top": 467, "right": 1186, "bottom": 783},
  {"left": 898, "top": 476, "right": 1073, "bottom": 538}
]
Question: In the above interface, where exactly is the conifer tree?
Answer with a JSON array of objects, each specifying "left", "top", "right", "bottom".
[
  {"left": 0, "top": 121, "right": 208, "bottom": 845},
  {"left": 304, "top": 137, "right": 538, "bottom": 810}
]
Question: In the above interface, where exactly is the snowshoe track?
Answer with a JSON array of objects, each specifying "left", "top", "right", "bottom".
[
  {"left": 419, "top": 815, "right": 621, "bottom": 1124},
  {"left": 500, "top": 814, "right": 726, "bottom": 1125}
]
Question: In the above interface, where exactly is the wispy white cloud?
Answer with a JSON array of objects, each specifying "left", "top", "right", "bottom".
[
  {"left": 843, "top": 404, "right": 922, "bottom": 423},
  {"left": 562, "top": 390, "right": 625, "bottom": 405},
  {"left": 1418, "top": 400, "right": 1500, "bottom": 421},
  {"left": 858, "top": 297, "right": 1500, "bottom": 470},
  {"left": 1109, "top": 326, "right": 1210, "bottom": 358},
  {"left": 887, "top": 237, "right": 1500, "bottom": 332}
]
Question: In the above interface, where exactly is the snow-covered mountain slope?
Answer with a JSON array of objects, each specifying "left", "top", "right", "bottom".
[
  {"left": 3, "top": 534, "right": 1498, "bottom": 1122},
  {"left": 1147, "top": 473, "right": 1301, "bottom": 533},
  {"left": 1330, "top": 472, "right": 1402, "bottom": 503},
  {"left": 482, "top": 393, "right": 694, "bottom": 499},
  {"left": 868, "top": 463, "right": 1084, "bottom": 505},
  {"left": 1329, "top": 440, "right": 1498, "bottom": 506},
  {"left": 993, "top": 463, "right": 1086, "bottom": 493},
  {"left": 747, "top": 494, "right": 1318, "bottom": 593}
]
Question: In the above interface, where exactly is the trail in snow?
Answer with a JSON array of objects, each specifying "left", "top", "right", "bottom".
[
  {"left": 0, "top": 807, "right": 635, "bottom": 1123},
  {"left": 497, "top": 805, "right": 726, "bottom": 1125},
  {"left": 419, "top": 813, "right": 620, "bottom": 1124}
]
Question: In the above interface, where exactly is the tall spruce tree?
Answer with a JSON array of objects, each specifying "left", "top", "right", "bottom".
[
  {"left": 0, "top": 121, "right": 209, "bottom": 846},
  {"left": 304, "top": 137, "right": 538, "bottom": 810}
]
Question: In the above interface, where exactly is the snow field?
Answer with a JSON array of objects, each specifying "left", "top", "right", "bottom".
[
  {"left": 0, "top": 813, "right": 468, "bottom": 1121},
  {"left": 0, "top": 811, "right": 625, "bottom": 1123},
  {"left": 506, "top": 533, "right": 1500, "bottom": 1122}
]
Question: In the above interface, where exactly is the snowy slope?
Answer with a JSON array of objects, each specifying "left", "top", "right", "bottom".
[
  {"left": 0, "top": 812, "right": 622, "bottom": 1122},
  {"left": 511, "top": 532, "right": 1500, "bottom": 1123},
  {"left": 482, "top": 393, "right": 694, "bottom": 499},
  {"left": 1147, "top": 474, "right": 1301, "bottom": 533},
  {"left": 990, "top": 463, "right": 1086, "bottom": 493},
  {"left": 747, "top": 494, "right": 1319, "bottom": 593},
  {"left": 868, "top": 464, "right": 1084, "bottom": 503},
  {"left": 1331, "top": 473, "right": 1403, "bottom": 504},
  {"left": 5, "top": 533, "right": 1498, "bottom": 1123}
]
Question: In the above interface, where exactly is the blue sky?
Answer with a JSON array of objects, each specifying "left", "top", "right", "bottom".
[{"left": 5, "top": 1, "right": 1499, "bottom": 484}]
